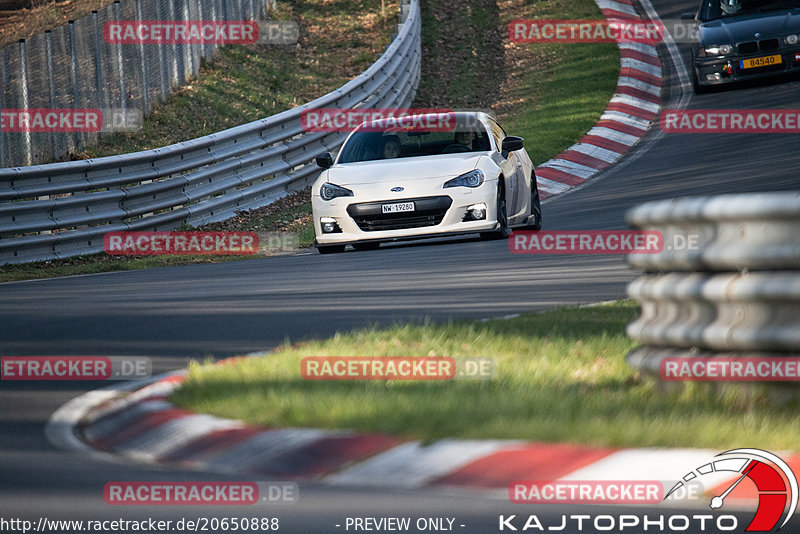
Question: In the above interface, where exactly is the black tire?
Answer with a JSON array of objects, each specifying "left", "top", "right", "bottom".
[
  {"left": 692, "top": 64, "right": 708, "bottom": 94},
  {"left": 526, "top": 178, "right": 542, "bottom": 230},
  {"left": 353, "top": 242, "right": 380, "bottom": 251},
  {"left": 317, "top": 244, "right": 346, "bottom": 254},
  {"left": 480, "top": 180, "right": 510, "bottom": 240}
]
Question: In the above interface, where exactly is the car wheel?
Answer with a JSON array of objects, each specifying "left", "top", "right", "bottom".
[
  {"left": 525, "top": 178, "right": 542, "bottom": 230},
  {"left": 317, "top": 244, "right": 346, "bottom": 254},
  {"left": 692, "top": 64, "right": 708, "bottom": 94},
  {"left": 353, "top": 242, "right": 380, "bottom": 251},
  {"left": 480, "top": 181, "right": 510, "bottom": 240}
]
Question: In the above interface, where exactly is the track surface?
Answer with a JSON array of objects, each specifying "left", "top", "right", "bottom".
[{"left": 2, "top": 0, "right": 800, "bottom": 531}]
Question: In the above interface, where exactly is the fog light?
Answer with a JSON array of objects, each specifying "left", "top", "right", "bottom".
[
  {"left": 320, "top": 217, "right": 340, "bottom": 233},
  {"left": 706, "top": 73, "right": 722, "bottom": 81},
  {"left": 466, "top": 203, "right": 487, "bottom": 221}
]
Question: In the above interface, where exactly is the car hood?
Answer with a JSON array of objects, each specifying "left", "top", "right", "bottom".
[
  {"left": 326, "top": 153, "right": 484, "bottom": 186},
  {"left": 699, "top": 9, "right": 800, "bottom": 45}
]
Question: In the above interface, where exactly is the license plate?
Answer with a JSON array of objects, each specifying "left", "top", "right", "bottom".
[
  {"left": 740, "top": 54, "right": 782, "bottom": 69},
  {"left": 382, "top": 202, "right": 415, "bottom": 214}
]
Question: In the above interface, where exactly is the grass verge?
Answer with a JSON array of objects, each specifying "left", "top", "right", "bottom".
[
  {"left": 494, "top": 0, "right": 620, "bottom": 165},
  {"left": 0, "top": 0, "right": 117, "bottom": 47},
  {"left": 171, "top": 302, "right": 800, "bottom": 450}
]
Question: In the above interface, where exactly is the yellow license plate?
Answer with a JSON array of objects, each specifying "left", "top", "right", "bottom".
[{"left": 739, "top": 54, "right": 782, "bottom": 69}]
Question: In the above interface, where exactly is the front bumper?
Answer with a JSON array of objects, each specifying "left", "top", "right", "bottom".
[
  {"left": 313, "top": 188, "right": 498, "bottom": 246},
  {"left": 694, "top": 47, "right": 800, "bottom": 86}
]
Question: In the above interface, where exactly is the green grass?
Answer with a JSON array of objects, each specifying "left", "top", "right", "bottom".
[
  {"left": 496, "top": 0, "right": 621, "bottom": 165},
  {"left": 171, "top": 302, "right": 800, "bottom": 450},
  {"left": 413, "top": 0, "right": 505, "bottom": 109},
  {"left": 503, "top": 42, "right": 620, "bottom": 166}
]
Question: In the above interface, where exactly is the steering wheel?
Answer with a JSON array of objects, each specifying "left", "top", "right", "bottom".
[{"left": 442, "top": 144, "right": 470, "bottom": 154}]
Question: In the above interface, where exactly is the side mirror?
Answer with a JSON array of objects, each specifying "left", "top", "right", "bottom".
[
  {"left": 316, "top": 152, "right": 334, "bottom": 169},
  {"left": 680, "top": 12, "right": 694, "bottom": 20},
  {"left": 501, "top": 136, "right": 524, "bottom": 158}
]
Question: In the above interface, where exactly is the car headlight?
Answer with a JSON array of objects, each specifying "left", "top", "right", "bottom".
[
  {"left": 443, "top": 169, "right": 485, "bottom": 189},
  {"left": 704, "top": 44, "right": 733, "bottom": 56},
  {"left": 319, "top": 182, "right": 354, "bottom": 201},
  {"left": 785, "top": 34, "right": 799, "bottom": 45}
]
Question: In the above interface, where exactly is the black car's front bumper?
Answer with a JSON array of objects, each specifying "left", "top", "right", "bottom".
[{"left": 693, "top": 47, "right": 800, "bottom": 86}]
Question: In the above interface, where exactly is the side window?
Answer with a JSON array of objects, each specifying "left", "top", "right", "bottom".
[{"left": 487, "top": 119, "right": 506, "bottom": 150}]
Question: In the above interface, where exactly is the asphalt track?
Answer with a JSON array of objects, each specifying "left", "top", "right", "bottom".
[{"left": 2, "top": 0, "right": 800, "bottom": 531}]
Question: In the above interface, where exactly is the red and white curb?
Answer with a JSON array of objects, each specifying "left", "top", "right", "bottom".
[
  {"left": 47, "top": 368, "right": 800, "bottom": 510},
  {"left": 536, "top": 0, "right": 663, "bottom": 201}
]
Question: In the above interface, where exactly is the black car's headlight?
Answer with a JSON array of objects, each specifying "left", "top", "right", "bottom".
[
  {"left": 320, "top": 182, "right": 354, "bottom": 201},
  {"left": 444, "top": 169, "right": 484, "bottom": 189},
  {"left": 704, "top": 44, "right": 733, "bottom": 56},
  {"left": 785, "top": 34, "right": 799, "bottom": 45}
]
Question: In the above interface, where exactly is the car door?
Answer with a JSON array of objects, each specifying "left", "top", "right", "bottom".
[{"left": 488, "top": 118, "right": 524, "bottom": 222}]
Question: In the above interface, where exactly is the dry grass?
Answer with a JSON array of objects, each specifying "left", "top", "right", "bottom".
[{"left": 0, "top": 0, "right": 117, "bottom": 47}]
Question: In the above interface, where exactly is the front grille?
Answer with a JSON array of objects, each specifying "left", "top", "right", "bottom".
[
  {"left": 347, "top": 196, "right": 452, "bottom": 232},
  {"left": 738, "top": 42, "right": 758, "bottom": 54},
  {"left": 738, "top": 39, "right": 780, "bottom": 55},
  {"left": 760, "top": 38, "right": 779, "bottom": 51},
  {"left": 353, "top": 214, "right": 446, "bottom": 231}
]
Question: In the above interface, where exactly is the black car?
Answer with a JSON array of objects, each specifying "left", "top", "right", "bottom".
[{"left": 684, "top": 0, "right": 800, "bottom": 91}]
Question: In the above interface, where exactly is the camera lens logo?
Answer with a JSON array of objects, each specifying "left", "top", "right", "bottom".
[{"left": 666, "top": 449, "right": 798, "bottom": 531}]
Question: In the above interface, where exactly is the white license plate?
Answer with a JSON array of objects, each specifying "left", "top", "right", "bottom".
[{"left": 382, "top": 202, "right": 415, "bottom": 214}]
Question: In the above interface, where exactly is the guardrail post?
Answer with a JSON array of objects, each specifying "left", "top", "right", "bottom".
[
  {"left": 181, "top": 0, "right": 195, "bottom": 80},
  {"left": 135, "top": 0, "right": 152, "bottom": 114},
  {"left": 222, "top": 0, "right": 230, "bottom": 22},
  {"left": 91, "top": 11, "right": 106, "bottom": 111},
  {"left": 112, "top": 1, "right": 127, "bottom": 116},
  {"left": 0, "top": 49, "right": 10, "bottom": 167},
  {"left": 44, "top": 30, "right": 60, "bottom": 161},
  {"left": 195, "top": 0, "right": 205, "bottom": 58},
  {"left": 68, "top": 20, "right": 83, "bottom": 154},
  {"left": 154, "top": 2, "right": 168, "bottom": 102},
  {"left": 167, "top": 0, "right": 184, "bottom": 86},
  {"left": 18, "top": 39, "right": 32, "bottom": 167}
]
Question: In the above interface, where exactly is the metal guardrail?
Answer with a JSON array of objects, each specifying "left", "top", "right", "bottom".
[
  {"left": 0, "top": 0, "right": 421, "bottom": 265},
  {"left": 624, "top": 191, "right": 800, "bottom": 373}
]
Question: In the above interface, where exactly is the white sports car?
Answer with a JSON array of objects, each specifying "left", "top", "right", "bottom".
[{"left": 311, "top": 111, "right": 542, "bottom": 254}]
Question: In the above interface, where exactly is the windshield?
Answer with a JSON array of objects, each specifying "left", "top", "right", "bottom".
[
  {"left": 337, "top": 122, "right": 492, "bottom": 164},
  {"left": 700, "top": 0, "right": 800, "bottom": 21}
]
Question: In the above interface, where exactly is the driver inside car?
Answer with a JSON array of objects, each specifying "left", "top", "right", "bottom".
[
  {"left": 443, "top": 130, "right": 477, "bottom": 153},
  {"left": 382, "top": 136, "right": 401, "bottom": 159},
  {"left": 720, "top": 0, "right": 741, "bottom": 15}
]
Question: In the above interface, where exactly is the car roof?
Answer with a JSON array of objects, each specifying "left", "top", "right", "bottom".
[{"left": 356, "top": 111, "right": 488, "bottom": 131}]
